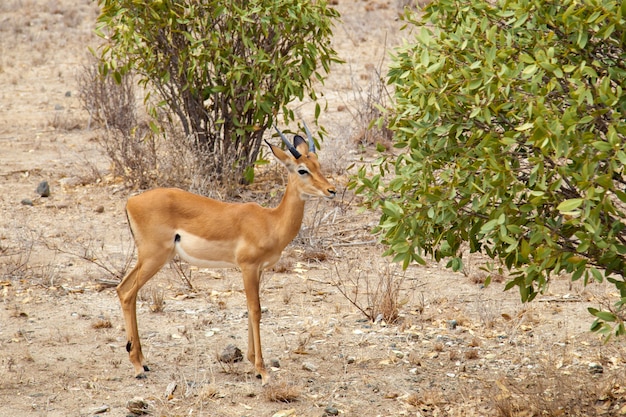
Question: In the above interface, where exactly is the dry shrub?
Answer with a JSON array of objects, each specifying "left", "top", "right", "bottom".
[
  {"left": 0, "top": 235, "right": 35, "bottom": 281},
  {"left": 264, "top": 381, "right": 301, "bottom": 403},
  {"left": 77, "top": 57, "right": 242, "bottom": 196},
  {"left": 405, "top": 389, "right": 445, "bottom": 411},
  {"left": 149, "top": 288, "right": 165, "bottom": 313},
  {"left": 45, "top": 233, "right": 134, "bottom": 282},
  {"left": 492, "top": 370, "right": 626, "bottom": 417},
  {"left": 330, "top": 259, "right": 404, "bottom": 324},
  {"left": 464, "top": 349, "right": 479, "bottom": 360},
  {"left": 92, "top": 319, "right": 113, "bottom": 329},
  {"left": 348, "top": 56, "right": 393, "bottom": 151}
]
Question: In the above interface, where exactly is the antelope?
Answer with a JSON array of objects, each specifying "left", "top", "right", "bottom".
[{"left": 116, "top": 124, "right": 336, "bottom": 385}]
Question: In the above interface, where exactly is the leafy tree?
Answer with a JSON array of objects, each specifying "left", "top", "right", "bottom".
[
  {"left": 96, "top": 0, "right": 340, "bottom": 182},
  {"left": 353, "top": 0, "right": 626, "bottom": 337}
]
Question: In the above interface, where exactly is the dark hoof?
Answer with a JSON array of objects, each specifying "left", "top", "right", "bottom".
[
  {"left": 135, "top": 372, "right": 148, "bottom": 379},
  {"left": 143, "top": 365, "right": 150, "bottom": 372}
]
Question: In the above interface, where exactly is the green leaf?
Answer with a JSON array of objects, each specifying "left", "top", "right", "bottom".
[
  {"left": 556, "top": 198, "right": 583, "bottom": 212},
  {"left": 589, "top": 308, "right": 617, "bottom": 322},
  {"left": 479, "top": 219, "right": 498, "bottom": 234}
]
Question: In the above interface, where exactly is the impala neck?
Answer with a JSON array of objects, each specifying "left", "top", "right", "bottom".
[{"left": 273, "top": 174, "right": 306, "bottom": 245}]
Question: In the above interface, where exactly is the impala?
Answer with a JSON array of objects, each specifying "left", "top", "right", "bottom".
[{"left": 116, "top": 124, "right": 336, "bottom": 385}]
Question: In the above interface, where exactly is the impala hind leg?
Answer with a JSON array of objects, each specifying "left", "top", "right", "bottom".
[
  {"left": 242, "top": 266, "right": 269, "bottom": 385},
  {"left": 117, "top": 250, "right": 170, "bottom": 378}
]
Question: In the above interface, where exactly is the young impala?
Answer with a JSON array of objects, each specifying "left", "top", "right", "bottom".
[{"left": 116, "top": 124, "right": 336, "bottom": 385}]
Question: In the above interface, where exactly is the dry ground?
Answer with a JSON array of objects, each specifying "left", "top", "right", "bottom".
[{"left": 1, "top": 1, "right": 626, "bottom": 416}]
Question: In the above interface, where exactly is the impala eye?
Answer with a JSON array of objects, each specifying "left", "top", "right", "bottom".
[{"left": 298, "top": 169, "right": 309, "bottom": 176}]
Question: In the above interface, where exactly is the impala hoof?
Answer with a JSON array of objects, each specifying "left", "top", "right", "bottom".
[
  {"left": 135, "top": 372, "right": 147, "bottom": 379},
  {"left": 257, "top": 369, "right": 270, "bottom": 386}
]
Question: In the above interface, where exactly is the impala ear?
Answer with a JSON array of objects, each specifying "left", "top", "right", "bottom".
[
  {"left": 265, "top": 139, "right": 296, "bottom": 168},
  {"left": 293, "top": 135, "right": 310, "bottom": 156}
]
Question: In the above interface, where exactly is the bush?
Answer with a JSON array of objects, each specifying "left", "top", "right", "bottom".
[
  {"left": 352, "top": 0, "right": 626, "bottom": 337},
  {"left": 95, "top": 0, "right": 340, "bottom": 183}
]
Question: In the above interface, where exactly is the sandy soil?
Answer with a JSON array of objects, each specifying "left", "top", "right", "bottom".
[{"left": 1, "top": 1, "right": 626, "bottom": 416}]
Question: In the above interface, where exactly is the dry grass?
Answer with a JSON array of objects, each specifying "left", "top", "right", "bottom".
[
  {"left": 264, "top": 381, "right": 301, "bottom": 403},
  {"left": 149, "top": 288, "right": 165, "bottom": 313},
  {"left": 490, "top": 370, "right": 626, "bottom": 417},
  {"left": 92, "top": 319, "right": 113, "bottom": 329},
  {"left": 329, "top": 259, "right": 405, "bottom": 324},
  {"left": 347, "top": 56, "right": 394, "bottom": 151}
]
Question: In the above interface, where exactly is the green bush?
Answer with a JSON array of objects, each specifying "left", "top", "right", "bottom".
[
  {"left": 353, "top": 0, "right": 626, "bottom": 337},
  {"left": 96, "top": 0, "right": 340, "bottom": 183}
]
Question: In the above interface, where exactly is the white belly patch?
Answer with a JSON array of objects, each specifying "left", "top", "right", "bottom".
[{"left": 174, "top": 230, "right": 237, "bottom": 269}]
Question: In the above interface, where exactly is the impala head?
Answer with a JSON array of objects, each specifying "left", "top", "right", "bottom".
[{"left": 268, "top": 123, "right": 336, "bottom": 200}]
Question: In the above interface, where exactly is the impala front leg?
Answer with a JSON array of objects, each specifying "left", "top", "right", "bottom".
[
  {"left": 242, "top": 266, "right": 269, "bottom": 385},
  {"left": 117, "top": 265, "right": 148, "bottom": 378}
]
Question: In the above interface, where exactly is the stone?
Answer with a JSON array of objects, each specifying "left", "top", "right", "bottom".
[
  {"left": 302, "top": 361, "right": 318, "bottom": 372},
  {"left": 324, "top": 406, "right": 339, "bottom": 416},
  {"left": 36, "top": 181, "right": 50, "bottom": 197},
  {"left": 126, "top": 397, "right": 151, "bottom": 415},
  {"left": 589, "top": 362, "right": 604, "bottom": 374},
  {"left": 83, "top": 405, "right": 109, "bottom": 415},
  {"left": 219, "top": 344, "right": 243, "bottom": 363},
  {"left": 271, "top": 409, "right": 295, "bottom": 417}
]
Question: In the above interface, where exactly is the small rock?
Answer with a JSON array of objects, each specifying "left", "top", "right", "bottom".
[
  {"left": 589, "top": 362, "right": 604, "bottom": 374},
  {"left": 448, "top": 319, "right": 458, "bottom": 330},
  {"left": 59, "top": 176, "right": 83, "bottom": 187},
  {"left": 127, "top": 397, "right": 151, "bottom": 415},
  {"left": 271, "top": 409, "right": 295, "bottom": 417},
  {"left": 36, "top": 181, "right": 50, "bottom": 197},
  {"left": 324, "top": 405, "right": 339, "bottom": 416},
  {"left": 392, "top": 350, "right": 404, "bottom": 359},
  {"left": 85, "top": 405, "right": 109, "bottom": 415},
  {"left": 346, "top": 356, "right": 356, "bottom": 364},
  {"left": 270, "top": 358, "right": 281, "bottom": 368},
  {"left": 21, "top": 198, "right": 33, "bottom": 206},
  {"left": 95, "top": 205, "right": 105, "bottom": 213},
  {"left": 219, "top": 344, "right": 243, "bottom": 363},
  {"left": 65, "top": 91, "right": 71, "bottom": 97},
  {"left": 302, "top": 361, "right": 318, "bottom": 372}
]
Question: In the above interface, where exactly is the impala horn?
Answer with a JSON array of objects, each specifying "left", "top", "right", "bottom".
[
  {"left": 274, "top": 125, "right": 302, "bottom": 159},
  {"left": 302, "top": 120, "right": 317, "bottom": 154}
]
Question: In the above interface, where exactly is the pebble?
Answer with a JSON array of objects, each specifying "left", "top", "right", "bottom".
[
  {"left": 302, "top": 361, "right": 318, "bottom": 372},
  {"left": 589, "top": 362, "right": 604, "bottom": 374},
  {"left": 95, "top": 205, "right": 105, "bottom": 213},
  {"left": 270, "top": 358, "right": 281, "bottom": 368},
  {"left": 392, "top": 350, "right": 404, "bottom": 359},
  {"left": 271, "top": 409, "right": 295, "bottom": 417},
  {"left": 448, "top": 319, "right": 458, "bottom": 330},
  {"left": 84, "top": 405, "right": 109, "bottom": 415},
  {"left": 219, "top": 344, "right": 243, "bottom": 363},
  {"left": 36, "top": 181, "right": 50, "bottom": 197},
  {"left": 126, "top": 397, "right": 151, "bottom": 415},
  {"left": 346, "top": 356, "right": 356, "bottom": 364},
  {"left": 21, "top": 198, "right": 33, "bottom": 206},
  {"left": 324, "top": 405, "right": 339, "bottom": 416}
]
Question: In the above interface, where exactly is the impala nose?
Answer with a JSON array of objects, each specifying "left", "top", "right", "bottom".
[{"left": 327, "top": 188, "right": 337, "bottom": 198}]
